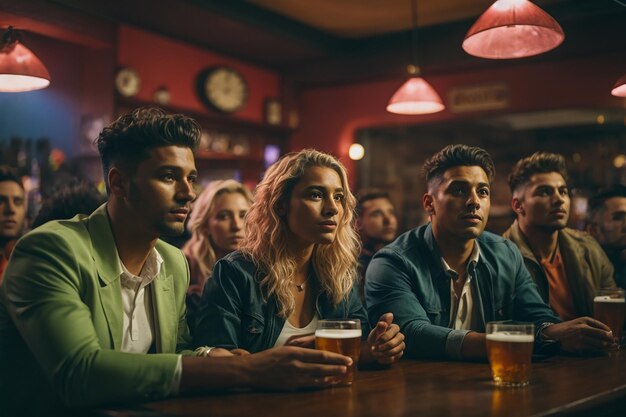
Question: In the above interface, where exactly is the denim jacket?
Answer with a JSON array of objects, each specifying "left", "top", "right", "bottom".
[
  {"left": 194, "top": 251, "right": 369, "bottom": 352},
  {"left": 365, "top": 223, "right": 560, "bottom": 360}
]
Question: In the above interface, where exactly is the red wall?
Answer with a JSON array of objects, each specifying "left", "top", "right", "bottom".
[
  {"left": 292, "top": 52, "right": 626, "bottom": 186},
  {"left": 117, "top": 26, "right": 280, "bottom": 123}
]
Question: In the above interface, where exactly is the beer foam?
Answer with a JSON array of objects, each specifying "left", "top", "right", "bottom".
[
  {"left": 315, "top": 329, "right": 362, "bottom": 339},
  {"left": 593, "top": 296, "right": 626, "bottom": 303},
  {"left": 486, "top": 333, "right": 534, "bottom": 343}
]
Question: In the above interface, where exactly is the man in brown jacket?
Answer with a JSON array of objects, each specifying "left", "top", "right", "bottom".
[{"left": 503, "top": 152, "right": 616, "bottom": 320}]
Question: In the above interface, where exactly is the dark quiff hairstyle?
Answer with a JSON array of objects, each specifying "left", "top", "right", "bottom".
[
  {"left": 95, "top": 107, "right": 200, "bottom": 191},
  {"left": 586, "top": 184, "right": 626, "bottom": 224},
  {"left": 422, "top": 144, "right": 495, "bottom": 186},
  {"left": 508, "top": 152, "right": 568, "bottom": 193},
  {"left": 356, "top": 188, "right": 393, "bottom": 216},
  {"left": 0, "top": 165, "right": 24, "bottom": 189}
]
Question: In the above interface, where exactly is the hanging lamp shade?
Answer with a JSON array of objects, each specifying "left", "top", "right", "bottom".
[
  {"left": 386, "top": 76, "right": 445, "bottom": 115},
  {"left": 0, "top": 29, "right": 50, "bottom": 92},
  {"left": 611, "top": 74, "right": 626, "bottom": 97},
  {"left": 462, "top": 0, "right": 564, "bottom": 59}
]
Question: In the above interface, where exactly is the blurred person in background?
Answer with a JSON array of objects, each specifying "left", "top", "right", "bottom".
[
  {"left": 355, "top": 189, "right": 398, "bottom": 296},
  {"left": 586, "top": 184, "right": 626, "bottom": 289},
  {"left": 31, "top": 181, "right": 105, "bottom": 228},
  {"left": 0, "top": 166, "right": 26, "bottom": 282},
  {"left": 182, "top": 179, "right": 253, "bottom": 333},
  {"left": 504, "top": 152, "right": 615, "bottom": 321}
]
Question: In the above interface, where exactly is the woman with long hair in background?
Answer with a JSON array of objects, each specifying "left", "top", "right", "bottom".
[{"left": 183, "top": 179, "right": 253, "bottom": 333}]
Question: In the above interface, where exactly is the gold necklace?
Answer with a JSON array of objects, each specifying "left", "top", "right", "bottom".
[{"left": 292, "top": 279, "right": 307, "bottom": 292}]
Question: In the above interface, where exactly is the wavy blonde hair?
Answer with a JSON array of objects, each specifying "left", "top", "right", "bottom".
[
  {"left": 183, "top": 179, "right": 253, "bottom": 280},
  {"left": 241, "top": 149, "right": 360, "bottom": 318}
]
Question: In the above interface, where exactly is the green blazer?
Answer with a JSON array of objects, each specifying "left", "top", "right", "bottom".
[{"left": 0, "top": 204, "right": 193, "bottom": 414}]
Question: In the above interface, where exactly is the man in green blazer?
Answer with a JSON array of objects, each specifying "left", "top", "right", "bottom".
[{"left": 0, "top": 108, "right": 351, "bottom": 416}]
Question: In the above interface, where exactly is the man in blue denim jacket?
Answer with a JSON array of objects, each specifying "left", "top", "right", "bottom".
[{"left": 366, "top": 144, "right": 617, "bottom": 360}]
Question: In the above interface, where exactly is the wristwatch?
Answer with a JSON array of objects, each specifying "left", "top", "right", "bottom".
[{"left": 536, "top": 322, "right": 561, "bottom": 355}]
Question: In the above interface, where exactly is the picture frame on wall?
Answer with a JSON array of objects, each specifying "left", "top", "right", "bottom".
[{"left": 264, "top": 98, "right": 282, "bottom": 126}]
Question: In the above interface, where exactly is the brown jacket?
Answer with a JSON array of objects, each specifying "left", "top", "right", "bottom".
[{"left": 503, "top": 220, "right": 616, "bottom": 318}]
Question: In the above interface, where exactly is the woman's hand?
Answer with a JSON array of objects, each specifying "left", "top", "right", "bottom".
[
  {"left": 285, "top": 333, "right": 316, "bottom": 348},
  {"left": 365, "top": 313, "right": 405, "bottom": 365},
  {"left": 230, "top": 348, "right": 252, "bottom": 356},
  {"left": 206, "top": 347, "right": 251, "bottom": 357}
]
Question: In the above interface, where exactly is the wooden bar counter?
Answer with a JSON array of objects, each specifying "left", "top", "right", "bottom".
[{"left": 113, "top": 350, "right": 626, "bottom": 417}]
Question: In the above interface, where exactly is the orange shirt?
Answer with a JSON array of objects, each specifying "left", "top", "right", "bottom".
[
  {"left": 0, "top": 240, "right": 17, "bottom": 284},
  {"left": 0, "top": 254, "right": 7, "bottom": 284},
  {"left": 540, "top": 249, "right": 577, "bottom": 321}
]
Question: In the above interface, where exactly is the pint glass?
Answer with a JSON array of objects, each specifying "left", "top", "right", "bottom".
[
  {"left": 486, "top": 323, "right": 534, "bottom": 387},
  {"left": 594, "top": 288, "right": 626, "bottom": 346},
  {"left": 315, "top": 320, "right": 362, "bottom": 385}
]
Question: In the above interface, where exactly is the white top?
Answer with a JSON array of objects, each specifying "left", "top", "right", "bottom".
[
  {"left": 118, "top": 248, "right": 182, "bottom": 395},
  {"left": 442, "top": 242, "right": 481, "bottom": 331},
  {"left": 274, "top": 313, "right": 319, "bottom": 347}
]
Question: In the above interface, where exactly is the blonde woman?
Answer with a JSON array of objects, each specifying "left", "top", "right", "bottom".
[
  {"left": 183, "top": 179, "right": 252, "bottom": 332},
  {"left": 195, "top": 149, "right": 404, "bottom": 365}
]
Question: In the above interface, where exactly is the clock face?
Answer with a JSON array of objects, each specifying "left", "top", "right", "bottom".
[
  {"left": 115, "top": 67, "right": 141, "bottom": 97},
  {"left": 197, "top": 67, "right": 248, "bottom": 113}
]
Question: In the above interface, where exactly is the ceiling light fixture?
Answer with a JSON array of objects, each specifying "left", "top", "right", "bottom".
[
  {"left": 387, "top": 0, "right": 444, "bottom": 115},
  {"left": 462, "top": 0, "right": 564, "bottom": 59},
  {"left": 611, "top": 74, "right": 626, "bottom": 97},
  {"left": 348, "top": 143, "right": 365, "bottom": 160},
  {"left": 0, "top": 26, "right": 51, "bottom": 92},
  {"left": 610, "top": 1, "right": 626, "bottom": 97}
]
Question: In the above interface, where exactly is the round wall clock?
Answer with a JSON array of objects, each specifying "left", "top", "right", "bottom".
[
  {"left": 115, "top": 67, "right": 141, "bottom": 97},
  {"left": 197, "top": 67, "right": 248, "bottom": 113}
]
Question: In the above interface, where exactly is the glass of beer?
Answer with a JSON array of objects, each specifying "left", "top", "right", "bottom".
[
  {"left": 486, "top": 322, "right": 534, "bottom": 387},
  {"left": 594, "top": 288, "right": 626, "bottom": 346},
  {"left": 315, "top": 319, "right": 362, "bottom": 385}
]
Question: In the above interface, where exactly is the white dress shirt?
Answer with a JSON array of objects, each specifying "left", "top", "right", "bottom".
[
  {"left": 118, "top": 248, "right": 182, "bottom": 394},
  {"left": 119, "top": 250, "right": 161, "bottom": 353},
  {"left": 441, "top": 242, "right": 481, "bottom": 331}
]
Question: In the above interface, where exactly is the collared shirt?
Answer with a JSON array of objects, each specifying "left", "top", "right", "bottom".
[
  {"left": 118, "top": 249, "right": 182, "bottom": 395},
  {"left": 441, "top": 243, "right": 481, "bottom": 331},
  {"left": 119, "top": 250, "right": 162, "bottom": 353}
]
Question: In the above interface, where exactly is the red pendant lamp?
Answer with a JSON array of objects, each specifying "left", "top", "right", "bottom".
[
  {"left": 463, "top": 0, "right": 564, "bottom": 59},
  {"left": 0, "top": 26, "right": 51, "bottom": 92},
  {"left": 611, "top": 74, "right": 626, "bottom": 97},
  {"left": 609, "top": 1, "right": 626, "bottom": 97},
  {"left": 387, "top": 0, "right": 444, "bottom": 115},
  {"left": 387, "top": 67, "right": 445, "bottom": 114}
]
